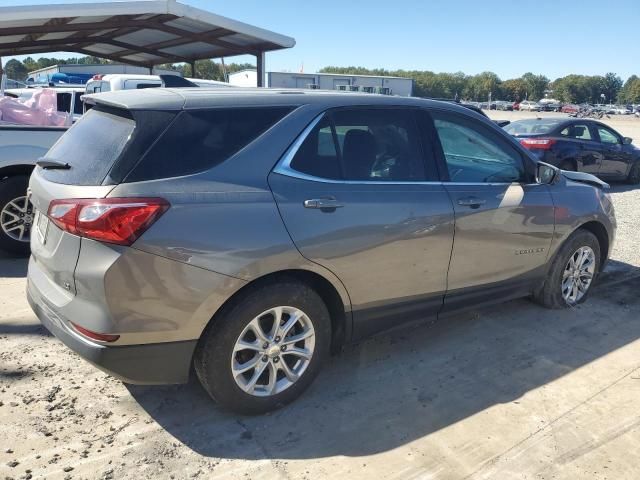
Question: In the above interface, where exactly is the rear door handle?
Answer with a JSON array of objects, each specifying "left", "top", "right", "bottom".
[
  {"left": 304, "top": 198, "right": 344, "bottom": 210},
  {"left": 457, "top": 197, "right": 486, "bottom": 208}
]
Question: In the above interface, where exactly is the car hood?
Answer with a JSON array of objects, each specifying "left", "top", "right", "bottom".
[{"left": 561, "top": 170, "right": 609, "bottom": 189}]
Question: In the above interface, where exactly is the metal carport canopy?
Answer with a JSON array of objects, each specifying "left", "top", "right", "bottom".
[{"left": 0, "top": 0, "right": 296, "bottom": 86}]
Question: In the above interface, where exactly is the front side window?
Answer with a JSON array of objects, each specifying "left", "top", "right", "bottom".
[
  {"left": 560, "top": 124, "right": 592, "bottom": 140},
  {"left": 597, "top": 126, "right": 620, "bottom": 144},
  {"left": 290, "top": 108, "right": 427, "bottom": 181},
  {"left": 432, "top": 111, "right": 525, "bottom": 183}
]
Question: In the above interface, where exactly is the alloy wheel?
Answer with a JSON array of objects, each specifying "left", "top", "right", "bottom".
[
  {"left": 231, "top": 306, "right": 316, "bottom": 397},
  {"left": 1, "top": 195, "right": 33, "bottom": 243},
  {"left": 562, "top": 246, "right": 596, "bottom": 304}
]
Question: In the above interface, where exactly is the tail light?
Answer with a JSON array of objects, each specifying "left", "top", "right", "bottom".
[
  {"left": 47, "top": 197, "right": 169, "bottom": 246},
  {"left": 519, "top": 138, "right": 557, "bottom": 150}
]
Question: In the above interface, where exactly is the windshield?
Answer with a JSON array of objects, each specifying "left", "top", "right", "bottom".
[{"left": 504, "top": 119, "right": 562, "bottom": 136}]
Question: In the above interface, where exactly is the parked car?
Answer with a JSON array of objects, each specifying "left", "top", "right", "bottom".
[
  {"left": 495, "top": 100, "right": 513, "bottom": 111},
  {"left": 504, "top": 118, "right": 640, "bottom": 182},
  {"left": 538, "top": 102, "right": 562, "bottom": 112},
  {"left": 609, "top": 105, "right": 632, "bottom": 115},
  {"left": 519, "top": 100, "right": 540, "bottom": 111},
  {"left": 27, "top": 89, "right": 616, "bottom": 414},
  {"left": 85, "top": 74, "right": 232, "bottom": 94},
  {"left": 561, "top": 104, "right": 580, "bottom": 114}
]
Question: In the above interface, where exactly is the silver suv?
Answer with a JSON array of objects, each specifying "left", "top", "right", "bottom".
[{"left": 27, "top": 89, "right": 616, "bottom": 414}]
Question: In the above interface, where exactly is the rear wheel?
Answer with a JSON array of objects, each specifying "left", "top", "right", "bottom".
[
  {"left": 0, "top": 175, "right": 32, "bottom": 256},
  {"left": 534, "top": 230, "right": 600, "bottom": 309},
  {"left": 627, "top": 162, "right": 640, "bottom": 185},
  {"left": 194, "top": 280, "right": 331, "bottom": 414}
]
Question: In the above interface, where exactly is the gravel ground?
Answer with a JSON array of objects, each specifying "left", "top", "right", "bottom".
[{"left": 1, "top": 115, "right": 639, "bottom": 479}]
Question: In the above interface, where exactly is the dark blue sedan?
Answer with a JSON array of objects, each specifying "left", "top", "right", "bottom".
[{"left": 504, "top": 118, "right": 640, "bottom": 183}]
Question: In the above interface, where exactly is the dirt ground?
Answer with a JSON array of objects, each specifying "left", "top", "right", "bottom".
[{"left": 1, "top": 111, "right": 640, "bottom": 479}]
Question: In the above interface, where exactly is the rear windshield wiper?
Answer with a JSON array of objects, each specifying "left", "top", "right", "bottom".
[{"left": 36, "top": 159, "right": 71, "bottom": 170}]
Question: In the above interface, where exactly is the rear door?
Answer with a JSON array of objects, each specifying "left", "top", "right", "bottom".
[
  {"left": 269, "top": 107, "right": 455, "bottom": 339},
  {"left": 557, "top": 122, "right": 601, "bottom": 175},
  {"left": 428, "top": 109, "right": 555, "bottom": 311}
]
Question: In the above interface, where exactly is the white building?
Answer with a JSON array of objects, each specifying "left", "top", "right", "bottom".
[{"left": 228, "top": 70, "right": 414, "bottom": 96}]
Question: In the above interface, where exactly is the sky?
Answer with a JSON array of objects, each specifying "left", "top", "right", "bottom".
[{"left": 1, "top": 0, "right": 639, "bottom": 81}]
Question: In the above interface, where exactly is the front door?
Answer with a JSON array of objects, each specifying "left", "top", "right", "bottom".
[
  {"left": 427, "top": 109, "right": 555, "bottom": 312},
  {"left": 269, "top": 107, "right": 455, "bottom": 339},
  {"left": 594, "top": 123, "right": 631, "bottom": 178}
]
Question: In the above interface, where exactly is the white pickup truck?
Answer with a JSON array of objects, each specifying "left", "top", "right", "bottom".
[
  {"left": 0, "top": 76, "right": 227, "bottom": 254},
  {"left": 0, "top": 86, "right": 87, "bottom": 254},
  {"left": 0, "top": 125, "right": 68, "bottom": 254}
]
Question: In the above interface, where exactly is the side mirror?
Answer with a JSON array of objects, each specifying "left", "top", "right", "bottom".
[
  {"left": 536, "top": 162, "right": 558, "bottom": 185},
  {"left": 623, "top": 137, "right": 632, "bottom": 145}
]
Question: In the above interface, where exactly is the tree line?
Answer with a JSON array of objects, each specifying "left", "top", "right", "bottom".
[
  {"left": 321, "top": 66, "right": 640, "bottom": 104},
  {"left": 4, "top": 56, "right": 640, "bottom": 104}
]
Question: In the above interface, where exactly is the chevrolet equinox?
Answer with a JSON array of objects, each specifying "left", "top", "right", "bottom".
[{"left": 27, "top": 89, "right": 616, "bottom": 414}]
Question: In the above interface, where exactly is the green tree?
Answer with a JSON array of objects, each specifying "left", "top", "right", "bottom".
[
  {"left": 521, "top": 72, "right": 549, "bottom": 101},
  {"left": 603, "top": 72, "right": 623, "bottom": 103},
  {"left": 3, "top": 59, "right": 28, "bottom": 81},
  {"left": 619, "top": 75, "right": 640, "bottom": 103},
  {"left": 501, "top": 78, "right": 527, "bottom": 101}
]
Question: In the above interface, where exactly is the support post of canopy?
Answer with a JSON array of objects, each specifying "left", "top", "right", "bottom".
[{"left": 256, "top": 51, "right": 265, "bottom": 87}]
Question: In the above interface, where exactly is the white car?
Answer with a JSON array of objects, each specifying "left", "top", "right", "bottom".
[
  {"left": 610, "top": 105, "right": 631, "bottom": 115},
  {"left": 85, "top": 74, "right": 233, "bottom": 94},
  {"left": 519, "top": 100, "right": 541, "bottom": 112}
]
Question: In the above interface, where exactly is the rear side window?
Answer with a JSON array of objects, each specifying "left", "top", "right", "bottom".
[
  {"left": 40, "top": 109, "right": 136, "bottom": 185},
  {"left": 290, "top": 108, "right": 427, "bottom": 181},
  {"left": 126, "top": 107, "right": 293, "bottom": 182},
  {"left": 560, "top": 124, "right": 592, "bottom": 140}
]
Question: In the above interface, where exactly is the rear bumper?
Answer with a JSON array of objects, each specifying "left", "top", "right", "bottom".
[{"left": 27, "top": 283, "right": 196, "bottom": 385}]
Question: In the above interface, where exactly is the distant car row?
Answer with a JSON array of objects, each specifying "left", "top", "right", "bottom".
[{"left": 463, "top": 100, "right": 640, "bottom": 114}]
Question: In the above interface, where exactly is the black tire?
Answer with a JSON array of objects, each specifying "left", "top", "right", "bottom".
[
  {"left": 194, "top": 280, "right": 331, "bottom": 415},
  {"left": 559, "top": 160, "right": 576, "bottom": 171},
  {"left": 0, "top": 175, "right": 32, "bottom": 256},
  {"left": 533, "top": 229, "right": 601, "bottom": 309},
  {"left": 627, "top": 162, "right": 640, "bottom": 185}
]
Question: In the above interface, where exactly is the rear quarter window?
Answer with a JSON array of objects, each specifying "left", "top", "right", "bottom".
[{"left": 125, "top": 107, "right": 293, "bottom": 182}]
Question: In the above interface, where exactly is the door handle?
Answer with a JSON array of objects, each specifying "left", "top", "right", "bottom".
[
  {"left": 303, "top": 198, "right": 344, "bottom": 210},
  {"left": 457, "top": 197, "right": 486, "bottom": 208}
]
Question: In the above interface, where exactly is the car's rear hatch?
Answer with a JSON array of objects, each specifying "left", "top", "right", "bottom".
[{"left": 28, "top": 105, "right": 176, "bottom": 300}]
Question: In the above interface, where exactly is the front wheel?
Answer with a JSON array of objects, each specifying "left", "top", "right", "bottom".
[
  {"left": 194, "top": 280, "right": 331, "bottom": 414},
  {"left": 534, "top": 230, "right": 600, "bottom": 309},
  {"left": 0, "top": 175, "right": 33, "bottom": 256}
]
